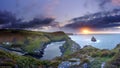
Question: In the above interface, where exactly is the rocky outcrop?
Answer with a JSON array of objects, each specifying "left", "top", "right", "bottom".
[
  {"left": 91, "top": 36, "right": 97, "bottom": 42},
  {"left": 58, "top": 58, "right": 80, "bottom": 68},
  {"left": 60, "top": 39, "right": 80, "bottom": 55}
]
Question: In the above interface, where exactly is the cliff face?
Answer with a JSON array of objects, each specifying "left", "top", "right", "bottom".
[
  {"left": 0, "top": 29, "right": 80, "bottom": 58},
  {"left": 60, "top": 39, "right": 80, "bottom": 55}
]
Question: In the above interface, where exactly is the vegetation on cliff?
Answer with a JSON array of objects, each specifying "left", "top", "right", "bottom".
[
  {"left": 0, "top": 29, "right": 80, "bottom": 57},
  {"left": 0, "top": 49, "right": 63, "bottom": 68},
  {"left": 0, "top": 29, "right": 120, "bottom": 68},
  {"left": 54, "top": 45, "right": 120, "bottom": 68},
  {"left": 105, "top": 44, "right": 120, "bottom": 68},
  {"left": 0, "top": 29, "right": 81, "bottom": 68}
]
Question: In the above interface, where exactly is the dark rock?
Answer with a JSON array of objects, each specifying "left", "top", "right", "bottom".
[
  {"left": 24, "top": 52, "right": 43, "bottom": 58},
  {"left": 91, "top": 36, "right": 96, "bottom": 42}
]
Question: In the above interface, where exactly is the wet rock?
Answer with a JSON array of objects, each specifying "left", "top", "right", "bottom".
[{"left": 91, "top": 36, "right": 96, "bottom": 42}]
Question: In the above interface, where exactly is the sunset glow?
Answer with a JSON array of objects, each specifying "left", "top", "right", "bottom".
[
  {"left": 80, "top": 28, "right": 91, "bottom": 34},
  {"left": 80, "top": 28, "right": 120, "bottom": 34}
]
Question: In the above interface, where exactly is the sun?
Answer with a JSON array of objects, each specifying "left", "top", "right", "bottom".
[
  {"left": 80, "top": 27, "right": 91, "bottom": 34},
  {"left": 82, "top": 29, "right": 89, "bottom": 34}
]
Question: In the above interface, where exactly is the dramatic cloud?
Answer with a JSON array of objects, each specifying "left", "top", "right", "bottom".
[
  {"left": 0, "top": 11, "right": 58, "bottom": 29},
  {"left": 64, "top": 9, "right": 120, "bottom": 30}
]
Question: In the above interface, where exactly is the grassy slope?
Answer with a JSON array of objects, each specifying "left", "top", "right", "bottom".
[
  {"left": 0, "top": 29, "right": 69, "bottom": 53},
  {"left": 105, "top": 44, "right": 120, "bottom": 68},
  {"left": 0, "top": 49, "right": 61, "bottom": 68},
  {"left": 54, "top": 45, "right": 120, "bottom": 68}
]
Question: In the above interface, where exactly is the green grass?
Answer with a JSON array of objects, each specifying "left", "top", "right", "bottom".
[
  {"left": 0, "top": 29, "right": 71, "bottom": 54},
  {"left": 0, "top": 49, "right": 60, "bottom": 68},
  {"left": 105, "top": 52, "right": 120, "bottom": 68},
  {"left": 89, "top": 57, "right": 111, "bottom": 68}
]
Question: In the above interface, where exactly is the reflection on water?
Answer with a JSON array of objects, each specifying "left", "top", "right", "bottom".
[
  {"left": 41, "top": 41, "right": 65, "bottom": 60},
  {"left": 69, "top": 34, "right": 120, "bottom": 49}
]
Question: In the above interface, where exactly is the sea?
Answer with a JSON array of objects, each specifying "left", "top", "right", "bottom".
[{"left": 69, "top": 34, "right": 120, "bottom": 50}]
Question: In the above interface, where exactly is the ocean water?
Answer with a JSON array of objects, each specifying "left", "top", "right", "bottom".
[
  {"left": 41, "top": 41, "right": 65, "bottom": 60},
  {"left": 69, "top": 34, "right": 120, "bottom": 50}
]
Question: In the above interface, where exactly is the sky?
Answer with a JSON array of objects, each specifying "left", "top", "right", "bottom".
[{"left": 0, "top": 0, "right": 120, "bottom": 33}]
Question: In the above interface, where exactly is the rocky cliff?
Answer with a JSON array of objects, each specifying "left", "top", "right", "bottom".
[{"left": 0, "top": 29, "right": 80, "bottom": 58}]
